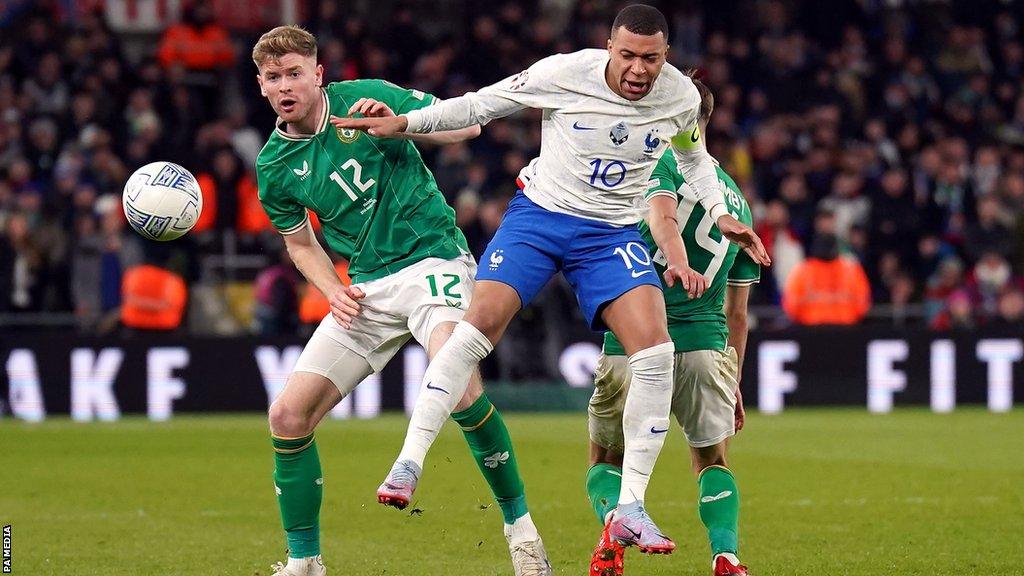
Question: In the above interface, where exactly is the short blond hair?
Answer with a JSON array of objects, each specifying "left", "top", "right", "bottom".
[{"left": 252, "top": 25, "right": 317, "bottom": 69}]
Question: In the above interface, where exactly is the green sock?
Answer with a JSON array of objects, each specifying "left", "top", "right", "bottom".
[
  {"left": 272, "top": 433, "right": 322, "bottom": 558},
  {"left": 586, "top": 463, "right": 622, "bottom": 525},
  {"left": 452, "top": 394, "right": 528, "bottom": 524},
  {"left": 698, "top": 465, "right": 740, "bottom": 556}
]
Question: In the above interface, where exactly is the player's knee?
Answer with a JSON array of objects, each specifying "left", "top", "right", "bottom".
[
  {"left": 268, "top": 400, "right": 315, "bottom": 438},
  {"left": 627, "top": 341, "right": 674, "bottom": 378}
]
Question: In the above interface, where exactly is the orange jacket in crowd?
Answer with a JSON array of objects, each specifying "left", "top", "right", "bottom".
[
  {"left": 121, "top": 265, "right": 188, "bottom": 330},
  {"left": 194, "top": 172, "right": 272, "bottom": 234},
  {"left": 195, "top": 172, "right": 320, "bottom": 235},
  {"left": 782, "top": 256, "right": 872, "bottom": 325},
  {"left": 157, "top": 22, "right": 235, "bottom": 71},
  {"left": 299, "top": 261, "right": 352, "bottom": 324}
]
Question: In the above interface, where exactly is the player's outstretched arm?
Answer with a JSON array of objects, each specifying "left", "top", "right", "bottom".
[
  {"left": 648, "top": 195, "right": 707, "bottom": 299},
  {"left": 337, "top": 98, "right": 481, "bottom": 144},
  {"left": 333, "top": 55, "right": 563, "bottom": 137},
  {"left": 281, "top": 221, "right": 365, "bottom": 328}
]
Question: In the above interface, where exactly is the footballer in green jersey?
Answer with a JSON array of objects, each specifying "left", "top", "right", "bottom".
[
  {"left": 586, "top": 76, "right": 758, "bottom": 576},
  {"left": 252, "top": 26, "right": 551, "bottom": 576}
]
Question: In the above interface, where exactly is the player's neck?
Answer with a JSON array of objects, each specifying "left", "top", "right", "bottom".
[{"left": 285, "top": 89, "right": 325, "bottom": 136}]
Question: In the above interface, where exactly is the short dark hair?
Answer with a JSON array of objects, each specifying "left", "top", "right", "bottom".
[
  {"left": 686, "top": 70, "right": 714, "bottom": 123},
  {"left": 611, "top": 4, "right": 669, "bottom": 41}
]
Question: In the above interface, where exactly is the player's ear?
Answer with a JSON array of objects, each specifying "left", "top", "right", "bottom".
[
  {"left": 256, "top": 74, "right": 266, "bottom": 97},
  {"left": 315, "top": 64, "right": 324, "bottom": 87}
]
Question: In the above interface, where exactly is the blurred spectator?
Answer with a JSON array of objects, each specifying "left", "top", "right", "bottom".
[
  {"left": 782, "top": 233, "right": 871, "bottom": 325},
  {"left": 156, "top": 2, "right": 235, "bottom": 119},
  {"left": 992, "top": 288, "right": 1024, "bottom": 327},
  {"left": 252, "top": 242, "right": 299, "bottom": 336},
  {"left": 755, "top": 199, "right": 804, "bottom": 303},
  {"left": 930, "top": 289, "right": 976, "bottom": 331},
  {"left": 966, "top": 251, "right": 1022, "bottom": 322},
  {"left": 71, "top": 195, "right": 143, "bottom": 331},
  {"left": 120, "top": 264, "right": 187, "bottom": 331},
  {"left": 963, "top": 195, "right": 1014, "bottom": 263}
]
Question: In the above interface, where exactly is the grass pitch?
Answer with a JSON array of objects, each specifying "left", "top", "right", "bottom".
[{"left": 1, "top": 409, "right": 1021, "bottom": 575}]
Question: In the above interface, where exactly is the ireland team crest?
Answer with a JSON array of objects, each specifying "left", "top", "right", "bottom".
[
  {"left": 336, "top": 126, "right": 360, "bottom": 144},
  {"left": 610, "top": 122, "right": 629, "bottom": 146}
]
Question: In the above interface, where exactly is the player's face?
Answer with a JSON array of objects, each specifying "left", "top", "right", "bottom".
[
  {"left": 257, "top": 53, "right": 324, "bottom": 126},
  {"left": 606, "top": 28, "right": 668, "bottom": 101}
]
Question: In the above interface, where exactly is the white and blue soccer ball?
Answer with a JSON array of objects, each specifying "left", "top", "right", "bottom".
[{"left": 122, "top": 161, "right": 203, "bottom": 241}]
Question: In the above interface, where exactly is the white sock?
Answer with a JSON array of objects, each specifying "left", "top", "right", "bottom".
[
  {"left": 617, "top": 342, "right": 675, "bottom": 506},
  {"left": 397, "top": 321, "right": 493, "bottom": 467},
  {"left": 504, "top": 511, "right": 540, "bottom": 544}
]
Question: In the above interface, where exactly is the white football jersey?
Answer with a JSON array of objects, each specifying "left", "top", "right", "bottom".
[{"left": 405, "top": 49, "right": 723, "bottom": 226}]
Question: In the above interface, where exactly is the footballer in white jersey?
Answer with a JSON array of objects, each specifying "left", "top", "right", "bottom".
[{"left": 333, "top": 4, "right": 770, "bottom": 561}]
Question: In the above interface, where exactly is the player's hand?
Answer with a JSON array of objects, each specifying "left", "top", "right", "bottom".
[
  {"left": 347, "top": 98, "right": 395, "bottom": 118},
  {"left": 734, "top": 387, "right": 746, "bottom": 432},
  {"left": 329, "top": 285, "right": 366, "bottom": 329},
  {"left": 330, "top": 114, "right": 408, "bottom": 138},
  {"left": 716, "top": 214, "right": 771, "bottom": 267},
  {"left": 663, "top": 262, "right": 708, "bottom": 299}
]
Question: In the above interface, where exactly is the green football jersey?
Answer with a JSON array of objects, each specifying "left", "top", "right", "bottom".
[
  {"left": 255, "top": 80, "right": 469, "bottom": 284},
  {"left": 604, "top": 150, "right": 760, "bottom": 355}
]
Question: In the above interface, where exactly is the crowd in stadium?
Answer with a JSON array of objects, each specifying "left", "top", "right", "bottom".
[{"left": 2, "top": 0, "right": 1024, "bottom": 335}]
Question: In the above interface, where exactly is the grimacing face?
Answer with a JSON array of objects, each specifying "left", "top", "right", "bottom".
[
  {"left": 606, "top": 27, "right": 668, "bottom": 100},
  {"left": 257, "top": 52, "right": 324, "bottom": 129}
]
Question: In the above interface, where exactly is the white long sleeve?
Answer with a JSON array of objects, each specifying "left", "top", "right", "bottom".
[
  {"left": 671, "top": 122, "right": 728, "bottom": 221},
  {"left": 405, "top": 54, "right": 567, "bottom": 133}
]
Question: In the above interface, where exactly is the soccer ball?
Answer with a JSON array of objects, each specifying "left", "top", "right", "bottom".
[{"left": 122, "top": 161, "right": 203, "bottom": 241}]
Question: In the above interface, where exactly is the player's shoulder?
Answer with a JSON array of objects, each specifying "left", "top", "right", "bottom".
[
  {"left": 654, "top": 63, "right": 700, "bottom": 109},
  {"left": 528, "top": 49, "right": 604, "bottom": 74},
  {"left": 255, "top": 140, "right": 288, "bottom": 190}
]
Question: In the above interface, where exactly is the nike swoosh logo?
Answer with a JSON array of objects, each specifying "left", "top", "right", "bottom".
[
  {"left": 425, "top": 382, "right": 449, "bottom": 394},
  {"left": 650, "top": 426, "right": 669, "bottom": 434},
  {"left": 572, "top": 121, "right": 596, "bottom": 131},
  {"left": 631, "top": 270, "right": 653, "bottom": 278},
  {"left": 690, "top": 127, "right": 700, "bottom": 143},
  {"left": 623, "top": 525, "right": 641, "bottom": 538},
  {"left": 700, "top": 490, "right": 733, "bottom": 503}
]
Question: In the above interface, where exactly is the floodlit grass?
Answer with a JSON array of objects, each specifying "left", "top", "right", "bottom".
[{"left": 1, "top": 409, "right": 1021, "bottom": 575}]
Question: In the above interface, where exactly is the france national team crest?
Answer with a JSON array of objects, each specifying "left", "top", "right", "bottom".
[
  {"left": 643, "top": 129, "right": 661, "bottom": 155},
  {"left": 609, "top": 122, "right": 629, "bottom": 146},
  {"left": 336, "top": 126, "right": 360, "bottom": 144}
]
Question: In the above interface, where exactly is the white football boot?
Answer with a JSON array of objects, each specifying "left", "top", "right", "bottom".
[{"left": 270, "top": 554, "right": 326, "bottom": 576}]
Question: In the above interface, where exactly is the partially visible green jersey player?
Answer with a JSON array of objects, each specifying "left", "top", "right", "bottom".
[
  {"left": 252, "top": 25, "right": 551, "bottom": 576},
  {"left": 585, "top": 77, "right": 759, "bottom": 576}
]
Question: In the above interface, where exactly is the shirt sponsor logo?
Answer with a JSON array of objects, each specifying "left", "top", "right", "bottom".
[{"left": 292, "top": 160, "right": 311, "bottom": 180}]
